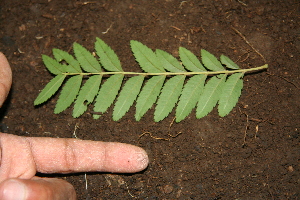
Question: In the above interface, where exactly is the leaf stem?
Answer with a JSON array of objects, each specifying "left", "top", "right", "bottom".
[{"left": 63, "top": 64, "right": 268, "bottom": 76}]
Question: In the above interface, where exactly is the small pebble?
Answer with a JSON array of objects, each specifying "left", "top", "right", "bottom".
[
  {"left": 287, "top": 166, "right": 294, "bottom": 172},
  {"left": 163, "top": 185, "right": 174, "bottom": 194}
]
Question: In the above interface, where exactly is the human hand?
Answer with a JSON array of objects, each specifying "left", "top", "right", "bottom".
[
  {"left": 0, "top": 52, "right": 149, "bottom": 200},
  {"left": 0, "top": 133, "right": 148, "bottom": 200}
]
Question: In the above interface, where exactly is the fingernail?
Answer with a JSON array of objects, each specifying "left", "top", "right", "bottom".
[
  {"left": 2, "top": 180, "right": 27, "bottom": 200},
  {"left": 135, "top": 150, "right": 149, "bottom": 170}
]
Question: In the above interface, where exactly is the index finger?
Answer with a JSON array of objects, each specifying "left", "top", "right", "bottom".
[
  {"left": 30, "top": 137, "right": 149, "bottom": 173},
  {"left": 0, "top": 133, "right": 149, "bottom": 181}
]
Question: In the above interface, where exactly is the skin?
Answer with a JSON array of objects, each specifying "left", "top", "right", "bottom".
[
  {"left": 0, "top": 52, "right": 149, "bottom": 200},
  {"left": 0, "top": 53, "right": 12, "bottom": 107}
]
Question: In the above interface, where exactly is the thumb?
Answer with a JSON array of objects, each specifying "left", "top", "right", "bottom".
[{"left": 0, "top": 177, "right": 76, "bottom": 200}]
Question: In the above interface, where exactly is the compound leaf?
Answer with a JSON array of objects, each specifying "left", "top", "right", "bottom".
[
  {"left": 156, "top": 49, "right": 185, "bottom": 72},
  {"left": 220, "top": 55, "right": 240, "bottom": 69},
  {"left": 218, "top": 73, "right": 243, "bottom": 117},
  {"left": 35, "top": 38, "right": 267, "bottom": 122},
  {"left": 131, "top": 40, "right": 165, "bottom": 73},
  {"left": 135, "top": 75, "right": 166, "bottom": 121},
  {"left": 113, "top": 75, "right": 144, "bottom": 121},
  {"left": 93, "top": 74, "right": 124, "bottom": 116},
  {"left": 154, "top": 75, "right": 185, "bottom": 122},
  {"left": 179, "top": 47, "right": 206, "bottom": 72},
  {"left": 73, "top": 42, "right": 102, "bottom": 73},
  {"left": 95, "top": 37, "right": 123, "bottom": 72},
  {"left": 54, "top": 75, "right": 82, "bottom": 114},
  {"left": 201, "top": 49, "right": 225, "bottom": 71},
  {"left": 73, "top": 75, "right": 102, "bottom": 118},
  {"left": 42, "top": 55, "right": 66, "bottom": 74},
  {"left": 196, "top": 74, "right": 227, "bottom": 118},
  {"left": 176, "top": 75, "right": 207, "bottom": 122},
  {"left": 52, "top": 48, "right": 82, "bottom": 73},
  {"left": 34, "top": 74, "right": 66, "bottom": 105}
]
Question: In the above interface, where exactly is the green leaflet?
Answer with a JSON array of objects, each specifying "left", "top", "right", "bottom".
[
  {"left": 201, "top": 49, "right": 225, "bottom": 71},
  {"left": 73, "top": 75, "right": 102, "bottom": 118},
  {"left": 93, "top": 74, "right": 124, "bottom": 118},
  {"left": 218, "top": 73, "right": 244, "bottom": 117},
  {"left": 176, "top": 75, "right": 207, "bottom": 122},
  {"left": 179, "top": 47, "right": 206, "bottom": 72},
  {"left": 113, "top": 75, "right": 144, "bottom": 121},
  {"left": 54, "top": 75, "right": 82, "bottom": 114},
  {"left": 95, "top": 37, "right": 123, "bottom": 72},
  {"left": 52, "top": 48, "right": 82, "bottom": 73},
  {"left": 156, "top": 49, "right": 185, "bottom": 72},
  {"left": 135, "top": 76, "right": 166, "bottom": 121},
  {"left": 220, "top": 55, "right": 240, "bottom": 69},
  {"left": 130, "top": 40, "right": 165, "bottom": 73},
  {"left": 73, "top": 42, "right": 102, "bottom": 73},
  {"left": 196, "top": 74, "right": 227, "bottom": 118},
  {"left": 34, "top": 74, "right": 66, "bottom": 105},
  {"left": 35, "top": 37, "right": 268, "bottom": 122},
  {"left": 42, "top": 55, "right": 66, "bottom": 74},
  {"left": 154, "top": 75, "right": 185, "bottom": 122}
]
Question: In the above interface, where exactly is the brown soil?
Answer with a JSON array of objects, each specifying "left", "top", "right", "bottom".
[{"left": 1, "top": 0, "right": 299, "bottom": 199}]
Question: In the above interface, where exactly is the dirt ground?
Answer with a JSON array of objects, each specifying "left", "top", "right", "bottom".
[{"left": 0, "top": 0, "right": 299, "bottom": 199}]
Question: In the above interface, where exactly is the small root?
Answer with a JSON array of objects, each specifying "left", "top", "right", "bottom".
[
  {"left": 231, "top": 26, "right": 266, "bottom": 63},
  {"left": 139, "top": 131, "right": 182, "bottom": 141}
]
